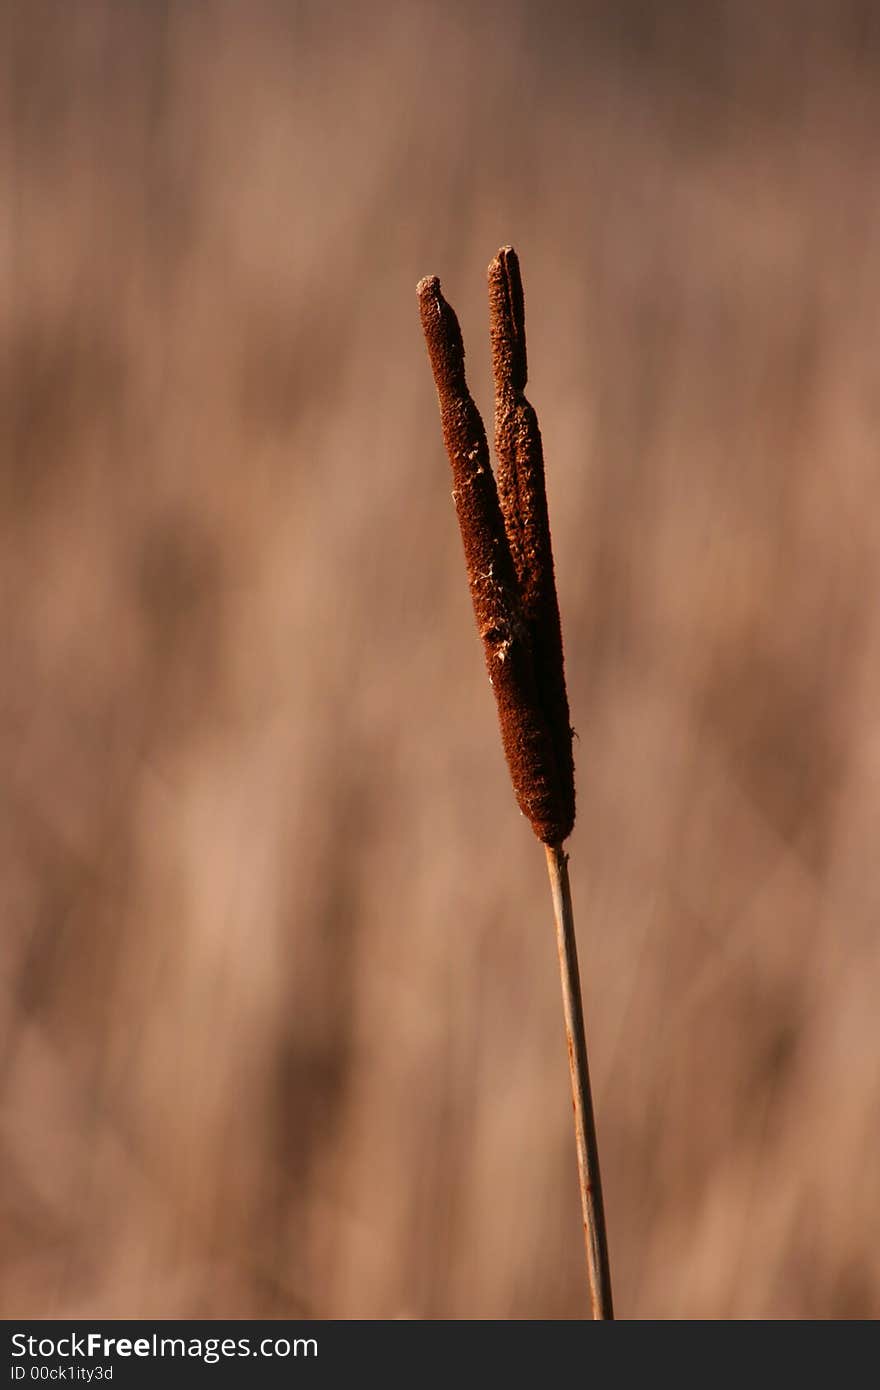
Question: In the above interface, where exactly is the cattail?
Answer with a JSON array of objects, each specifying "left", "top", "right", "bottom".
[
  {"left": 488, "top": 246, "right": 575, "bottom": 836},
  {"left": 417, "top": 273, "right": 573, "bottom": 846},
  {"left": 417, "top": 251, "right": 613, "bottom": 1319}
]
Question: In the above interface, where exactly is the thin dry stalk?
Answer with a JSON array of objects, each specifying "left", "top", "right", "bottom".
[
  {"left": 545, "top": 844, "right": 613, "bottom": 1320},
  {"left": 417, "top": 249, "right": 613, "bottom": 1318}
]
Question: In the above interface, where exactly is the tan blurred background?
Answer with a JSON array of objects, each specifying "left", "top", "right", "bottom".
[{"left": 3, "top": 0, "right": 880, "bottom": 1319}]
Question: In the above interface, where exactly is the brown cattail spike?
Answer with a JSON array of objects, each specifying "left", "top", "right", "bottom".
[
  {"left": 488, "top": 248, "right": 575, "bottom": 838},
  {"left": 488, "top": 245, "right": 528, "bottom": 391},
  {"left": 420, "top": 261, "right": 611, "bottom": 1319},
  {"left": 417, "top": 270, "right": 573, "bottom": 846}
]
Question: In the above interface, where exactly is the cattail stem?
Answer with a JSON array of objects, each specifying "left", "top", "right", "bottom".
[{"left": 545, "top": 844, "right": 614, "bottom": 1319}]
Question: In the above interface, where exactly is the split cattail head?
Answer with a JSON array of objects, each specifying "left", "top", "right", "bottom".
[{"left": 417, "top": 252, "right": 575, "bottom": 846}]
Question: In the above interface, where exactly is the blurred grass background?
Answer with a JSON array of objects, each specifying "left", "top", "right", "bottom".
[{"left": 2, "top": 0, "right": 880, "bottom": 1318}]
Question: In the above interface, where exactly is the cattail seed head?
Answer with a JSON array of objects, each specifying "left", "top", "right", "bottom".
[
  {"left": 488, "top": 248, "right": 575, "bottom": 834},
  {"left": 417, "top": 257, "right": 575, "bottom": 846}
]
